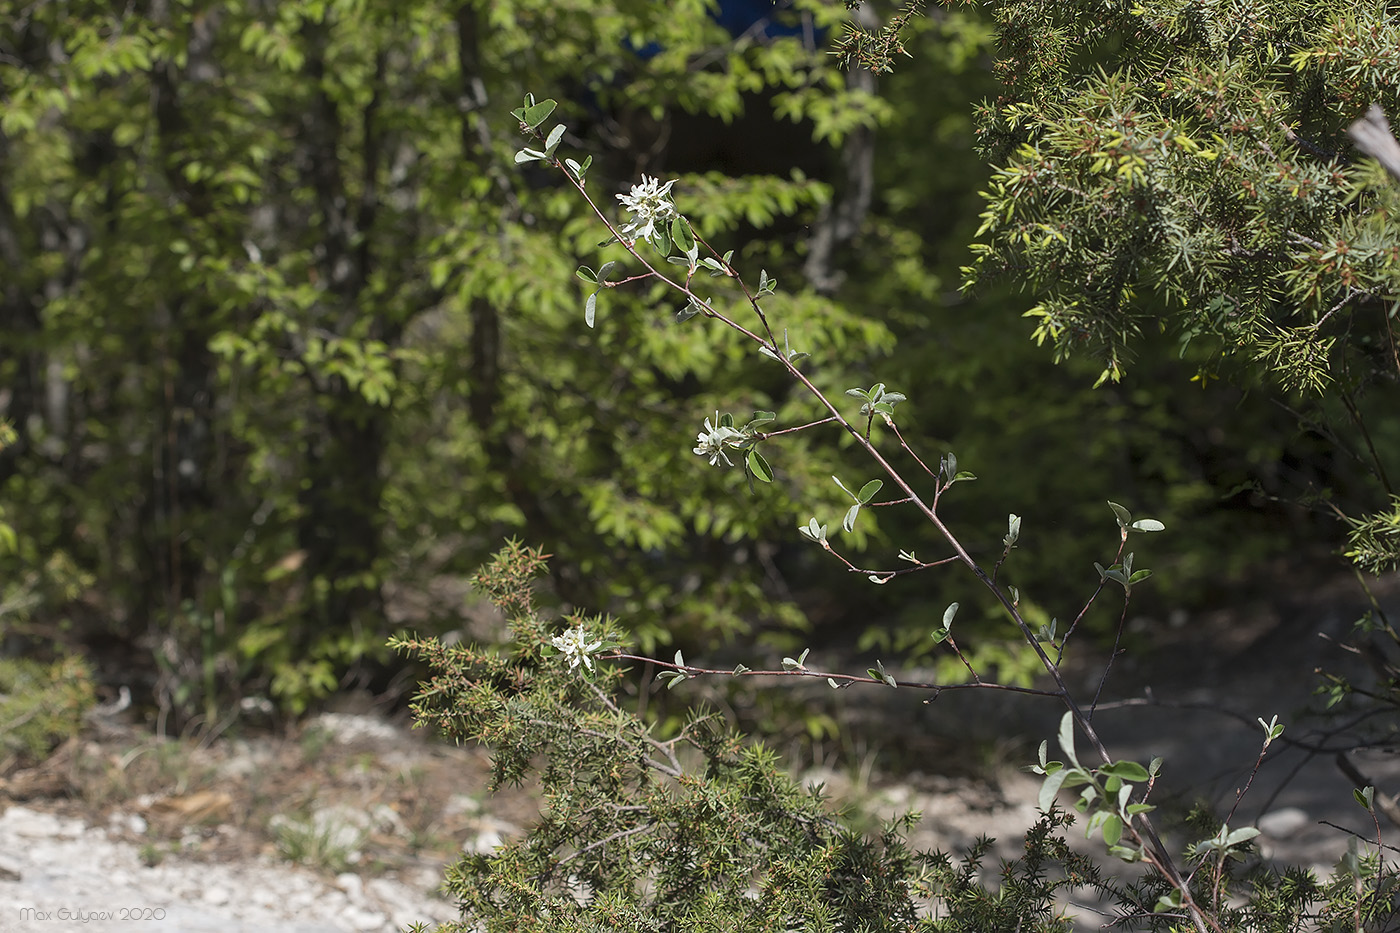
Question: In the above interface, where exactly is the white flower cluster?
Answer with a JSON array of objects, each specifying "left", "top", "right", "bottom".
[
  {"left": 693, "top": 411, "right": 743, "bottom": 467},
  {"left": 550, "top": 626, "right": 603, "bottom": 672},
  {"left": 616, "top": 175, "right": 678, "bottom": 242}
]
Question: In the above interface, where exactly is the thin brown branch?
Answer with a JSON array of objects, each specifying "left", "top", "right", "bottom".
[{"left": 600, "top": 652, "right": 1059, "bottom": 697}]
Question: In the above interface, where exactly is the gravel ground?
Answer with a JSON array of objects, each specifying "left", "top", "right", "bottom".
[
  {"left": 0, "top": 804, "right": 457, "bottom": 932},
  {"left": 2, "top": 573, "right": 1397, "bottom": 932}
]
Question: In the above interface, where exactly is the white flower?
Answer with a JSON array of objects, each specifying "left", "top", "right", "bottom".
[
  {"left": 551, "top": 626, "right": 603, "bottom": 672},
  {"left": 616, "top": 175, "right": 678, "bottom": 242},
  {"left": 692, "top": 411, "right": 742, "bottom": 467}
]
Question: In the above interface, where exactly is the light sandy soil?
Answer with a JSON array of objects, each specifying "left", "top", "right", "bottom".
[
  {"left": 3, "top": 571, "right": 1398, "bottom": 931},
  {"left": 0, "top": 709, "right": 533, "bottom": 933}
]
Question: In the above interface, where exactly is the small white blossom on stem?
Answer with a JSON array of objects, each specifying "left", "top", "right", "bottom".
[
  {"left": 551, "top": 626, "right": 603, "bottom": 672},
  {"left": 616, "top": 175, "right": 678, "bottom": 242},
  {"left": 693, "top": 411, "right": 742, "bottom": 467}
]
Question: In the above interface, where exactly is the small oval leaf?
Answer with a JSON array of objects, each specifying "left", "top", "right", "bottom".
[
  {"left": 521, "top": 99, "right": 557, "bottom": 129},
  {"left": 1102, "top": 814, "right": 1124, "bottom": 847},
  {"left": 671, "top": 216, "right": 695, "bottom": 253},
  {"left": 1101, "top": 760, "right": 1151, "bottom": 782},
  {"left": 544, "top": 122, "right": 565, "bottom": 154},
  {"left": 747, "top": 449, "right": 774, "bottom": 483},
  {"left": 1039, "top": 768, "right": 1069, "bottom": 811}
]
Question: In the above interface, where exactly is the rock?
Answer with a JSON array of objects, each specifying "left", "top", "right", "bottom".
[
  {"left": 1, "top": 806, "right": 83, "bottom": 839},
  {"left": 464, "top": 827, "right": 503, "bottom": 854},
  {"left": 1258, "top": 807, "right": 1310, "bottom": 839},
  {"left": 443, "top": 794, "right": 482, "bottom": 818},
  {"left": 366, "top": 804, "right": 405, "bottom": 835},
  {"left": 461, "top": 816, "right": 519, "bottom": 855},
  {"left": 309, "top": 712, "right": 401, "bottom": 746},
  {"left": 340, "top": 905, "right": 387, "bottom": 931},
  {"left": 108, "top": 811, "right": 147, "bottom": 835}
]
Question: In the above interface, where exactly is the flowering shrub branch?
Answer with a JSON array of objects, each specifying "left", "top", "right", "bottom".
[
  {"left": 508, "top": 93, "right": 1276, "bottom": 928},
  {"left": 416, "top": 84, "right": 1400, "bottom": 932}
]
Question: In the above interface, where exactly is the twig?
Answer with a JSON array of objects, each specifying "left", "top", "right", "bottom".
[
  {"left": 1089, "top": 597, "right": 1132, "bottom": 719},
  {"left": 1319, "top": 820, "right": 1400, "bottom": 856},
  {"left": 601, "top": 652, "right": 1060, "bottom": 697}
]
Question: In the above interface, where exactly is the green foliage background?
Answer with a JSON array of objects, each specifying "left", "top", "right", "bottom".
[{"left": 1, "top": 0, "right": 1396, "bottom": 720}]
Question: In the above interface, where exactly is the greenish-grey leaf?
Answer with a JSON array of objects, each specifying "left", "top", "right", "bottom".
[
  {"left": 544, "top": 123, "right": 565, "bottom": 155},
  {"left": 1224, "top": 826, "right": 1260, "bottom": 846},
  {"left": 1039, "top": 768, "right": 1069, "bottom": 811},
  {"left": 857, "top": 479, "right": 883, "bottom": 504},
  {"left": 650, "top": 225, "right": 673, "bottom": 256},
  {"left": 1101, "top": 760, "right": 1150, "bottom": 782},
  {"left": 1057, "top": 712, "right": 1079, "bottom": 767},
  {"left": 671, "top": 217, "right": 695, "bottom": 253},
  {"left": 585, "top": 292, "right": 597, "bottom": 328},
  {"left": 1102, "top": 814, "right": 1123, "bottom": 847},
  {"left": 747, "top": 449, "right": 773, "bottom": 483},
  {"left": 521, "top": 99, "right": 557, "bottom": 129},
  {"left": 1109, "top": 844, "right": 1144, "bottom": 862}
]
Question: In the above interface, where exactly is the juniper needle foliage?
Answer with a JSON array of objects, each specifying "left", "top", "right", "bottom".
[
  {"left": 396, "top": 543, "right": 925, "bottom": 932},
  {"left": 960, "top": 0, "right": 1400, "bottom": 574},
  {"left": 397, "top": 543, "right": 1122, "bottom": 933},
  {"left": 963, "top": 0, "right": 1400, "bottom": 393}
]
